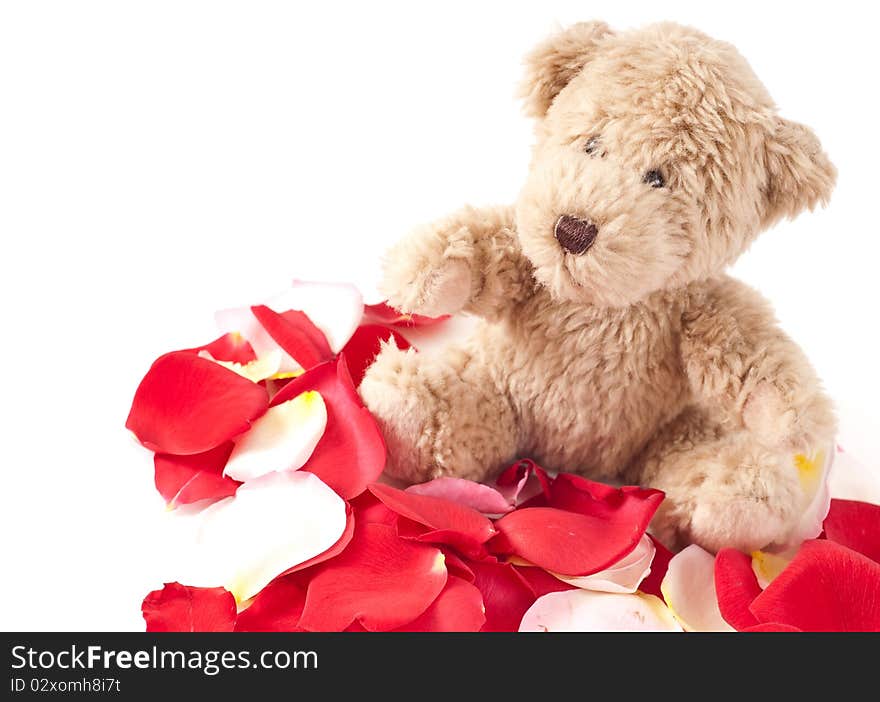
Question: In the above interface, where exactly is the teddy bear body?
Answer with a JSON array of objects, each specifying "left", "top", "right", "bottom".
[{"left": 360, "top": 22, "right": 837, "bottom": 553}]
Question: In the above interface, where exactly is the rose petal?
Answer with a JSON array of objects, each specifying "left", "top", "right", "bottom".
[
  {"left": 776, "top": 447, "right": 834, "bottom": 549},
  {"left": 749, "top": 539, "right": 880, "bottom": 631},
  {"left": 495, "top": 459, "right": 553, "bottom": 507},
  {"left": 548, "top": 473, "right": 664, "bottom": 526},
  {"left": 363, "top": 301, "right": 449, "bottom": 328},
  {"left": 126, "top": 352, "right": 269, "bottom": 455},
  {"left": 751, "top": 549, "right": 794, "bottom": 588},
  {"left": 270, "top": 357, "right": 385, "bottom": 499},
  {"left": 269, "top": 280, "right": 364, "bottom": 353},
  {"left": 553, "top": 533, "right": 654, "bottom": 593},
  {"left": 201, "top": 348, "right": 284, "bottom": 384},
  {"left": 519, "top": 590, "right": 682, "bottom": 632},
  {"left": 660, "top": 544, "right": 734, "bottom": 632},
  {"left": 250, "top": 305, "right": 333, "bottom": 370},
  {"left": 154, "top": 442, "right": 240, "bottom": 508},
  {"left": 714, "top": 548, "right": 762, "bottom": 630},
  {"left": 468, "top": 560, "right": 537, "bottom": 632},
  {"left": 512, "top": 563, "right": 576, "bottom": 598},
  {"left": 341, "top": 324, "right": 412, "bottom": 387},
  {"left": 189, "top": 471, "right": 347, "bottom": 603},
  {"left": 298, "top": 523, "right": 447, "bottom": 631},
  {"left": 440, "top": 549, "right": 476, "bottom": 583},
  {"left": 394, "top": 576, "right": 486, "bottom": 632},
  {"left": 142, "top": 582, "right": 236, "bottom": 632},
  {"left": 182, "top": 332, "right": 257, "bottom": 364},
  {"left": 405, "top": 477, "right": 514, "bottom": 517},
  {"left": 215, "top": 305, "right": 296, "bottom": 372},
  {"left": 280, "top": 504, "right": 355, "bottom": 577},
  {"left": 349, "top": 491, "right": 398, "bottom": 526},
  {"left": 492, "top": 506, "right": 651, "bottom": 577},
  {"left": 823, "top": 499, "right": 880, "bottom": 564},
  {"left": 234, "top": 577, "right": 306, "bottom": 632},
  {"left": 637, "top": 535, "right": 673, "bottom": 601},
  {"left": 281, "top": 309, "right": 334, "bottom": 357},
  {"left": 369, "top": 483, "right": 497, "bottom": 553},
  {"left": 222, "top": 390, "right": 327, "bottom": 482}
]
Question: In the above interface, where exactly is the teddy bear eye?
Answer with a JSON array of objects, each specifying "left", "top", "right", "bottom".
[
  {"left": 643, "top": 169, "right": 665, "bottom": 188},
  {"left": 584, "top": 136, "right": 601, "bottom": 155}
]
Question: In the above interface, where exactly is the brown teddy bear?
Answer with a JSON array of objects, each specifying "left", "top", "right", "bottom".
[{"left": 360, "top": 21, "right": 837, "bottom": 553}]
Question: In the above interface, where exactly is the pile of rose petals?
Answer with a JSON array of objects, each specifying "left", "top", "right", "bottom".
[{"left": 130, "top": 281, "right": 880, "bottom": 632}]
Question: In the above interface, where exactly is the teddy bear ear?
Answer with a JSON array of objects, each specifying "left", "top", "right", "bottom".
[
  {"left": 761, "top": 117, "right": 837, "bottom": 227},
  {"left": 518, "top": 21, "right": 614, "bottom": 119}
]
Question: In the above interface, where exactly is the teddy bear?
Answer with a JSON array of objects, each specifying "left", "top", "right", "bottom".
[{"left": 359, "top": 21, "right": 837, "bottom": 553}]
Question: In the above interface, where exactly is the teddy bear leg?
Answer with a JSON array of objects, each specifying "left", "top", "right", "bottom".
[
  {"left": 359, "top": 342, "right": 519, "bottom": 484},
  {"left": 627, "top": 407, "right": 804, "bottom": 553}
]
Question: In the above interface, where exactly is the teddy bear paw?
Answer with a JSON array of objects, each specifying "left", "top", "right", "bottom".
[
  {"left": 380, "top": 254, "right": 472, "bottom": 318},
  {"left": 742, "top": 381, "right": 835, "bottom": 454}
]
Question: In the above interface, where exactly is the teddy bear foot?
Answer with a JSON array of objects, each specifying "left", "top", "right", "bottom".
[
  {"left": 631, "top": 411, "right": 804, "bottom": 553},
  {"left": 359, "top": 340, "right": 519, "bottom": 484}
]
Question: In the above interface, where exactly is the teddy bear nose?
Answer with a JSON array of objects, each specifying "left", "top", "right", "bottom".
[{"left": 554, "top": 215, "right": 598, "bottom": 255}]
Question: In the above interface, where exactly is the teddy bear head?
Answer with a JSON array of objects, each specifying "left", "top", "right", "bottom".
[{"left": 514, "top": 21, "right": 836, "bottom": 308}]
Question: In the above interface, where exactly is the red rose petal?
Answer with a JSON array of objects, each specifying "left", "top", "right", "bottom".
[
  {"left": 280, "top": 309, "right": 333, "bottom": 359},
  {"left": 496, "top": 459, "right": 553, "bottom": 507},
  {"left": 742, "top": 622, "right": 803, "bottom": 632},
  {"left": 341, "top": 324, "right": 412, "bottom": 387},
  {"left": 549, "top": 473, "right": 664, "bottom": 526},
  {"left": 126, "top": 352, "right": 269, "bottom": 455},
  {"left": 182, "top": 332, "right": 257, "bottom": 365},
  {"left": 714, "top": 548, "right": 762, "bottom": 630},
  {"left": 440, "top": 548, "right": 476, "bottom": 583},
  {"left": 153, "top": 442, "right": 240, "bottom": 508},
  {"left": 271, "top": 357, "right": 385, "bottom": 499},
  {"left": 749, "top": 539, "right": 880, "bottom": 631},
  {"left": 350, "top": 491, "right": 398, "bottom": 526},
  {"left": 407, "top": 476, "right": 514, "bottom": 516},
  {"left": 513, "top": 564, "right": 576, "bottom": 597},
  {"left": 298, "top": 523, "right": 447, "bottom": 631},
  {"left": 250, "top": 305, "right": 332, "bottom": 369},
  {"left": 493, "top": 505, "right": 655, "bottom": 577},
  {"left": 494, "top": 472, "right": 664, "bottom": 576},
  {"left": 396, "top": 520, "right": 492, "bottom": 560},
  {"left": 234, "top": 577, "right": 306, "bottom": 632},
  {"left": 637, "top": 535, "right": 674, "bottom": 601},
  {"left": 468, "top": 560, "right": 536, "bottom": 632},
  {"left": 363, "top": 301, "right": 449, "bottom": 328},
  {"left": 394, "top": 576, "right": 486, "bottom": 632},
  {"left": 823, "top": 499, "right": 880, "bottom": 564},
  {"left": 141, "top": 583, "right": 235, "bottom": 632},
  {"left": 368, "top": 483, "right": 497, "bottom": 554}
]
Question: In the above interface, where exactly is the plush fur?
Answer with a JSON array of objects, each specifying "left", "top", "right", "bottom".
[{"left": 360, "top": 22, "right": 837, "bottom": 553}]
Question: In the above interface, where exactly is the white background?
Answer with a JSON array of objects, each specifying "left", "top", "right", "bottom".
[{"left": 1, "top": 1, "right": 878, "bottom": 630}]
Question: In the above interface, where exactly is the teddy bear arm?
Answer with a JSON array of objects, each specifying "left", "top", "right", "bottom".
[
  {"left": 378, "top": 204, "right": 533, "bottom": 319},
  {"left": 680, "top": 278, "right": 836, "bottom": 454}
]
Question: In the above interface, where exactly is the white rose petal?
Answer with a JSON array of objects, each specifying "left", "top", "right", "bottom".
[
  {"left": 773, "top": 445, "right": 834, "bottom": 550},
  {"left": 552, "top": 534, "right": 655, "bottom": 594},
  {"left": 751, "top": 548, "right": 794, "bottom": 589},
  {"left": 266, "top": 280, "right": 363, "bottom": 353},
  {"left": 185, "top": 471, "right": 347, "bottom": 602},
  {"left": 660, "top": 544, "right": 734, "bottom": 632},
  {"left": 198, "top": 348, "right": 284, "bottom": 383},
  {"left": 223, "top": 391, "right": 327, "bottom": 482},
  {"left": 519, "top": 590, "right": 682, "bottom": 632}
]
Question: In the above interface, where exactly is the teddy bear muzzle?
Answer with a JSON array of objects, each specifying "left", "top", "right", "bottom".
[{"left": 554, "top": 215, "right": 598, "bottom": 255}]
